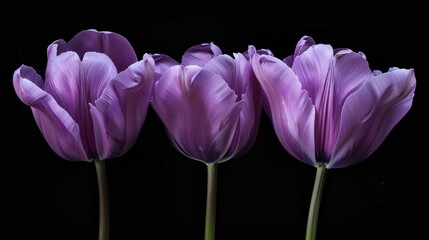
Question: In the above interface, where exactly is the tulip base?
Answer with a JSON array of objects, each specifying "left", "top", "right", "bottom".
[
  {"left": 95, "top": 159, "right": 110, "bottom": 240},
  {"left": 205, "top": 163, "right": 217, "bottom": 240},
  {"left": 305, "top": 164, "right": 327, "bottom": 240}
]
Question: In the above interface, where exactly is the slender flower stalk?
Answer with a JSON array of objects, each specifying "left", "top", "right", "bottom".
[
  {"left": 305, "top": 165, "right": 326, "bottom": 240},
  {"left": 95, "top": 159, "right": 110, "bottom": 240},
  {"left": 205, "top": 163, "right": 217, "bottom": 240}
]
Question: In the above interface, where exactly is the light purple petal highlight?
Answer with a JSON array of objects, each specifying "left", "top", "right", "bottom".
[
  {"left": 284, "top": 36, "right": 316, "bottom": 67},
  {"left": 152, "top": 65, "right": 241, "bottom": 164},
  {"left": 91, "top": 54, "right": 155, "bottom": 160},
  {"left": 291, "top": 44, "right": 333, "bottom": 107},
  {"left": 44, "top": 51, "right": 81, "bottom": 123},
  {"left": 329, "top": 69, "right": 416, "bottom": 168},
  {"left": 13, "top": 66, "right": 88, "bottom": 161},
  {"left": 252, "top": 54, "right": 317, "bottom": 166},
  {"left": 181, "top": 42, "right": 222, "bottom": 67}
]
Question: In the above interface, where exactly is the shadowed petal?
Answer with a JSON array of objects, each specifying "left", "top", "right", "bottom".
[
  {"left": 13, "top": 66, "right": 88, "bottom": 161},
  {"left": 181, "top": 42, "right": 222, "bottom": 67},
  {"left": 45, "top": 51, "right": 117, "bottom": 158},
  {"left": 245, "top": 45, "right": 273, "bottom": 118},
  {"left": 152, "top": 65, "right": 241, "bottom": 163},
  {"left": 315, "top": 51, "right": 374, "bottom": 160},
  {"left": 243, "top": 45, "right": 273, "bottom": 60},
  {"left": 206, "top": 53, "right": 262, "bottom": 159},
  {"left": 152, "top": 53, "right": 179, "bottom": 81},
  {"left": 329, "top": 69, "right": 416, "bottom": 168},
  {"left": 56, "top": 29, "right": 137, "bottom": 72},
  {"left": 91, "top": 54, "right": 155, "bottom": 159},
  {"left": 252, "top": 54, "right": 317, "bottom": 166}
]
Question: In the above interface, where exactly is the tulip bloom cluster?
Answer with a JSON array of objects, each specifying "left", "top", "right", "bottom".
[{"left": 14, "top": 30, "right": 415, "bottom": 240}]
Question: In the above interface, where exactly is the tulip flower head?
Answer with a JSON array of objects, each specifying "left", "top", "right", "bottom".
[
  {"left": 13, "top": 29, "right": 155, "bottom": 161},
  {"left": 152, "top": 43, "right": 263, "bottom": 164},
  {"left": 252, "top": 36, "right": 416, "bottom": 169}
]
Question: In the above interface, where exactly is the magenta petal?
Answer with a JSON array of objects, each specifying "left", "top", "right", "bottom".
[
  {"left": 58, "top": 29, "right": 137, "bottom": 72},
  {"left": 181, "top": 42, "right": 222, "bottom": 67},
  {"left": 13, "top": 66, "right": 88, "bottom": 161},
  {"left": 152, "top": 65, "right": 241, "bottom": 164},
  {"left": 329, "top": 69, "right": 416, "bottom": 168},
  {"left": 91, "top": 54, "right": 155, "bottom": 159},
  {"left": 252, "top": 54, "right": 317, "bottom": 166}
]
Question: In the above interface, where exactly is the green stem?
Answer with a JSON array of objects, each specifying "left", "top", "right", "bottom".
[
  {"left": 205, "top": 163, "right": 218, "bottom": 240},
  {"left": 305, "top": 164, "right": 327, "bottom": 240},
  {"left": 95, "top": 159, "right": 110, "bottom": 240}
]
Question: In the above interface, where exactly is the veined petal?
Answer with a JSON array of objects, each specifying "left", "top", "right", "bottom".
[
  {"left": 44, "top": 51, "right": 81, "bottom": 121},
  {"left": 152, "top": 65, "right": 241, "bottom": 164},
  {"left": 252, "top": 54, "right": 317, "bottom": 166},
  {"left": 205, "top": 52, "right": 262, "bottom": 159},
  {"left": 57, "top": 29, "right": 137, "bottom": 72},
  {"left": 315, "top": 50, "right": 373, "bottom": 161},
  {"left": 284, "top": 36, "right": 316, "bottom": 67},
  {"left": 181, "top": 42, "right": 222, "bottom": 67},
  {"left": 205, "top": 55, "right": 239, "bottom": 95},
  {"left": 13, "top": 66, "right": 87, "bottom": 161},
  {"left": 329, "top": 69, "right": 416, "bottom": 168},
  {"left": 91, "top": 54, "right": 155, "bottom": 159},
  {"left": 291, "top": 44, "right": 333, "bottom": 107}
]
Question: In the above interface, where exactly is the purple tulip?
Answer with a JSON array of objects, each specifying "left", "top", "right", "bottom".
[
  {"left": 152, "top": 43, "right": 263, "bottom": 240},
  {"left": 152, "top": 43, "right": 262, "bottom": 164},
  {"left": 252, "top": 36, "right": 416, "bottom": 169},
  {"left": 13, "top": 29, "right": 155, "bottom": 161}
]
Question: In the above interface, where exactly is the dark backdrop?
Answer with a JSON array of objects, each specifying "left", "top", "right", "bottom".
[{"left": 2, "top": 5, "right": 426, "bottom": 240}]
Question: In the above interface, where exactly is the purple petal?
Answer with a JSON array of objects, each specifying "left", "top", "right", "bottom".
[
  {"left": 44, "top": 51, "right": 81, "bottom": 122},
  {"left": 181, "top": 42, "right": 222, "bottom": 67},
  {"left": 252, "top": 54, "right": 317, "bottom": 166},
  {"left": 314, "top": 51, "right": 373, "bottom": 161},
  {"left": 56, "top": 29, "right": 137, "bottom": 72},
  {"left": 13, "top": 66, "right": 88, "bottom": 161},
  {"left": 243, "top": 45, "right": 273, "bottom": 61},
  {"left": 45, "top": 51, "right": 117, "bottom": 158},
  {"left": 152, "top": 65, "right": 241, "bottom": 164},
  {"left": 205, "top": 55, "right": 240, "bottom": 95},
  {"left": 90, "top": 54, "right": 155, "bottom": 160},
  {"left": 291, "top": 44, "right": 333, "bottom": 107},
  {"left": 284, "top": 36, "right": 316, "bottom": 67},
  {"left": 231, "top": 53, "right": 262, "bottom": 157},
  {"left": 205, "top": 53, "right": 262, "bottom": 158},
  {"left": 328, "top": 69, "right": 416, "bottom": 168},
  {"left": 152, "top": 53, "right": 179, "bottom": 81}
]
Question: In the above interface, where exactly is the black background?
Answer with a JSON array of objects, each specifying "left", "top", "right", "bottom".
[{"left": 2, "top": 4, "right": 427, "bottom": 240}]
